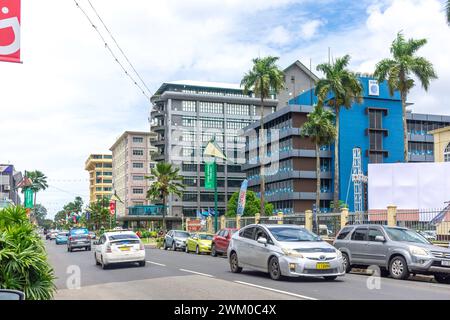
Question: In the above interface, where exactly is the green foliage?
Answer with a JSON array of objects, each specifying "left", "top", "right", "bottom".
[
  {"left": 40, "top": 219, "right": 54, "bottom": 230},
  {"left": 24, "top": 170, "right": 48, "bottom": 194},
  {"left": 301, "top": 105, "right": 336, "bottom": 146},
  {"left": 86, "top": 196, "right": 110, "bottom": 230},
  {"left": 447, "top": 0, "right": 450, "bottom": 25},
  {"left": 225, "top": 190, "right": 273, "bottom": 217},
  {"left": 155, "top": 237, "right": 164, "bottom": 249},
  {"left": 330, "top": 200, "right": 348, "bottom": 210},
  {"left": 0, "top": 206, "right": 56, "bottom": 300},
  {"left": 32, "top": 204, "right": 48, "bottom": 226}
]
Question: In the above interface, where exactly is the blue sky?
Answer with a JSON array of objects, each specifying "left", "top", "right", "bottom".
[{"left": 1, "top": 0, "right": 449, "bottom": 218}]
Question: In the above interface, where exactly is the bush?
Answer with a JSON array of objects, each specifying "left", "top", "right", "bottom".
[
  {"left": 0, "top": 206, "right": 56, "bottom": 300},
  {"left": 155, "top": 237, "right": 164, "bottom": 249},
  {"left": 149, "top": 231, "right": 157, "bottom": 238}
]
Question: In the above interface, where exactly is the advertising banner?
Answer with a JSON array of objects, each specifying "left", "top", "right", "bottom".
[
  {"left": 204, "top": 161, "right": 216, "bottom": 190},
  {"left": 109, "top": 201, "right": 116, "bottom": 215},
  {"left": 236, "top": 179, "right": 248, "bottom": 216},
  {"left": 0, "top": 0, "right": 21, "bottom": 63},
  {"left": 24, "top": 188, "right": 33, "bottom": 208}
]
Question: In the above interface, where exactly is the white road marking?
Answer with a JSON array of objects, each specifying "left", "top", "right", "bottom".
[
  {"left": 179, "top": 269, "right": 214, "bottom": 278},
  {"left": 234, "top": 281, "right": 318, "bottom": 300},
  {"left": 146, "top": 261, "right": 166, "bottom": 267}
]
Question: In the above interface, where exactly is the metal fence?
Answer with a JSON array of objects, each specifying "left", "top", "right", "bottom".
[
  {"left": 240, "top": 217, "right": 256, "bottom": 227},
  {"left": 316, "top": 213, "right": 341, "bottom": 237},
  {"left": 225, "top": 219, "right": 237, "bottom": 229}
]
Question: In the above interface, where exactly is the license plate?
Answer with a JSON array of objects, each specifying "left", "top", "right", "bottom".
[
  {"left": 442, "top": 260, "right": 450, "bottom": 267},
  {"left": 316, "top": 262, "right": 330, "bottom": 270},
  {"left": 119, "top": 246, "right": 130, "bottom": 251}
]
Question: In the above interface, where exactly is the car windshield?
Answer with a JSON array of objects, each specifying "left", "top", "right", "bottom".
[
  {"left": 174, "top": 231, "right": 190, "bottom": 238},
  {"left": 385, "top": 228, "right": 430, "bottom": 244},
  {"left": 58, "top": 232, "right": 68, "bottom": 236},
  {"left": 198, "top": 234, "right": 213, "bottom": 240},
  {"left": 109, "top": 233, "right": 139, "bottom": 241},
  {"left": 70, "top": 228, "right": 88, "bottom": 235},
  {"left": 268, "top": 227, "right": 322, "bottom": 242}
]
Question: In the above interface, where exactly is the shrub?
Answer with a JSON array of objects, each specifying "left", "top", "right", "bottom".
[
  {"left": 149, "top": 231, "right": 157, "bottom": 238},
  {"left": 0, "top": 206, "right": 56, "bottom": 300},
  {"left": 155, "top": 237, "right": 164, "bottom": 249}
]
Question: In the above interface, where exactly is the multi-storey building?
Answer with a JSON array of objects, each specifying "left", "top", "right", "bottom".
[
  {"left": 84, "top": 154, "right": 113, "bottom": 203},
  {"left": 110, "top": 131, "right": 157, "bottom": 226},
  {"left": 0, "top": 164, "right": 22, "bottom": 208},
  {"left": 150, "top": 80, "right": 280, "bottom": 218}
]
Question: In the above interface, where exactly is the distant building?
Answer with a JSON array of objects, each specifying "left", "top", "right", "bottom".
[
  {"left": 429, "top": 126, "right": 450, "bottom": 162},
  {"left": 110, "top": 131, "right": 157, "bottom": 228},
  {"left": 84, "top": 154, "right": 113, "bottom": 203},
  {"left": 0, "top": 164, "right": 23, "bottom": 208}
]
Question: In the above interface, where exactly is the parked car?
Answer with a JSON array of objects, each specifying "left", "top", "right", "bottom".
[
  {"left": 55, "top": 231, "right": 69, "bottom": 245},
  {"left": 94, "top": 230, "right": 146, "bottom": 269},
  {"left": 333, "top": 225, "right": 450, "bottom": 283},
  {"left": 211, "top": 228, "right": 238, "bottom": 257},
  {"left": 89, "top": 231, "right": 97, "bottom": 240},
  {"left": 164, "top": 230, "right": 191, "bottom": 251},
  {"left": 227, "top": 224, "right": 345, "bottom": 281},
  {"left": 48, "top": 230, "right": 59, "bottom": 240},
  {"left": 185, "top": 232, "right": 214, "bottom": 254},
  {"left": 67, "top": 227, "right": 91, "bottom": 252},
  {"left": 417, "top": 230, "right": 437, "bottom": 241}
]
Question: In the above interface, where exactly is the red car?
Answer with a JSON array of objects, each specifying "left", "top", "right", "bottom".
[{"left": 211, "top": 228, "right": 238, "bottom": 257}]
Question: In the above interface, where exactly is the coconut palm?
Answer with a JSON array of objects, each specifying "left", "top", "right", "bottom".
[
  {"left": 25, "top": 170, "right": 49, "bottom": 207},
  {"left": 241, "top": 56, "right": 285, "bottom": 215},
  {"left": 302, "top": 105, "right": 336, "bottom": 222},
  {"left": 446, "top": 0, "right": 450, "bottom": 25},
  {"left": 374, "top": 32, "right": 437, "bottom": 162},
  {"left": 315, "top": 55, "right": 363, "bottom": 212},
  {"left": 145, "top": 162, "right": 185, "bottom": 232}
]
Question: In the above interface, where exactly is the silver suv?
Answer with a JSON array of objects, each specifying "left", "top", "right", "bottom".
[
  {"left": 227, "top": 224, "right": 345, "bottom": 281},
  {"left": 333, "top": 225, "right": 450, "bottom": 283}
]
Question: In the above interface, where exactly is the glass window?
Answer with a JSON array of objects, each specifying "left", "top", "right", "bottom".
[
  {"left": 240, "top": 227, "right": 255, "bottom": 240},
  {"left": 385, "top": 227, "right": 430, "bottom": 244},
  {"left": 133, "top": 137, "right": 144, "bottom": 143},
  {"left": 267, "top": 227, "right": 321, "bottom": 242},
  {"left": 337, "top": 227, "right": 353, "bottom": 240},
  {"left": 368, "top": 228, "right": 384, "bottom": 241},
  {"left": 445, "top": 143, "right": 450, "bottom": 162},
  {"left": 182, "top": 100, "right": 196, "bottom": 112},
  {"left": 133, "top": 149, "right": 144, "bottom": 156},
  {"left": 133, "top": 162, "right": 144, "bottom": 168},
  {"left": 351, "top": 228, "right": 368, "bottom": 241},
  {"left": 132, "top": 188, "right": 144, "bottom": 194},
  {"left": 133, "top": 175, "right": 144, "bottom": 181}
]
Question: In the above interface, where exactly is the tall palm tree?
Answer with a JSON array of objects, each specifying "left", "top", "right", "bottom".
[
  {"left": 22, "top": 170, "right": 48, "bottom": 222},
  {"left": 145, "top": 162, "right": 185, "bottom": 232},
  {"left": 374, "top": 32, "right": 437, "bottom": 162},
  {"left": 301, "top": 105, "right": 336, "bottom": 223},
  {"left": 446, "top": 0, "right": 450, "bottom": 25},
  {"left": 241, "top": 56, "right": 284, "bottom": 215},
  {"left": 315, "top": 55, "right": 363, "bottom": 212}
]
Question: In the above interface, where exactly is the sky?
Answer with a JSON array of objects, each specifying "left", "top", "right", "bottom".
[{"left": 1, "top": 0, "right": 449, "bottom": 219}]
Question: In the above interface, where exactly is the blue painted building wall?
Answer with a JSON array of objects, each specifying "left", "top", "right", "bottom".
[{"left": 290, "top": 76, "right": 404, "bottom": 211}]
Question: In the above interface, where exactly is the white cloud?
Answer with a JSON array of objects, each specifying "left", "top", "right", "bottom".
[
  {"left": 299, "top": 19, "right": 324, "bottom": 40},
  {"left": 266, "top": 26, "right": 292, "bottom": 46}
]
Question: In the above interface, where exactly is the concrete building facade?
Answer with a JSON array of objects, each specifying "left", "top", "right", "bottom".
[
  {"left": 430, "top": 126, "right": 450, "bottom": 162},
  {"left": 110, "top": 131, "right": 157, "bottom": 220},
  {"left": 84, "top": 154, "right": 113, "bottom": 204},
  {"left": 0, "top": 164, "right": 22, "bottom": 208}
]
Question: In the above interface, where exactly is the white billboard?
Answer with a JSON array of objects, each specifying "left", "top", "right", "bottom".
[{"left": 368, "top": 162, "right": 450, "bottom": 210}]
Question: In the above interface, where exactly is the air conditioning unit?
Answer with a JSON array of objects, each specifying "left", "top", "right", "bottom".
[{"left": 4, "top": 185, "right": 10, "bottom": 191}]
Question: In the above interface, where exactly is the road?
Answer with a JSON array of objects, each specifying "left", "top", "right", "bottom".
[{"left": 45, "top": 240, "right": 450, "bottom": 300}]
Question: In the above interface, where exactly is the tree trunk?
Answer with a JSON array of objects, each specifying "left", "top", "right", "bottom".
[
  {"left": 259, "top": 96, "right": 265, "bottom": 215},
  {"left": 333, "top": 106, "right": 340, "bottom": 212},
  {"left": 402, "top": 92, "right": 408, "bottom": 162},
  {"left": 162, "top": 195, "right": 167, "bottom": 232},
  {"left": 315, "top": 143, "right": 321, "bottom": 233}
]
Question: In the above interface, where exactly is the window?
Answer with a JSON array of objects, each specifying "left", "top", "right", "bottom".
[
  {"left": 133, "top": 137, "right": 144, "bottom": 143},
  {"left": 445, "top": 143, "right": 450, "bottom": 162},
  {"left": 369, "top": 152, "right": 384, "bottom": 164},
  {"left": 133, "top": 175, "right": 144, "bottom": 181},
  {"left": 226, "top": 104, "right": 250, "bottom": 116},
  {"left": 199, "top": 102, "right": 223, "bottom": 114},
  {"left": 182, "top": 163, "right": 197, "bottom": 172},
  {"left": 369, "top": 131, "right": 383, "bottom": 150},
  {"left": 103, "top": 179, "right": 112, "bottom": 184},
  {"left": 240, "top": 227, "right": 255, "bottom": 240},
  {"left": 182, "top": 116, "right": 197, "bottom": 127},
  {"left": 182, "top": 193, "right": 197, "bottom": 202},
  {"left": 368, "top": 228, "right": 384, "bottom": 241},
  {"left": 337, "top": 227, "right": 353, "bottom": 240},
  {"left": 133, "top": 163, "right": 144, "bottom": 168},
  {"left": 133, "top": 149, "right": 144, "bottom": 156},
  {"left": 369, "top": 110, "right": 383, "bottom": 129},
  {"left": 132, "top": 188, "right": 144, "bottom": 194},
  {"left": 351, "top": 228, "right": 368, "bottom": 241},
  {"left": 182, "top": 100, "right": 196, "bottom": 112}
]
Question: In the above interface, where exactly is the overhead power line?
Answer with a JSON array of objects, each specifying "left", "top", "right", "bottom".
[{"left": 73, "top": 0, "right": 152, "bottom": 101}]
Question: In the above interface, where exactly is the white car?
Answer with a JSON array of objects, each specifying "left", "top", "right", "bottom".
[{"left": 94, "top": 231, "right": 146, "bottom": 269}]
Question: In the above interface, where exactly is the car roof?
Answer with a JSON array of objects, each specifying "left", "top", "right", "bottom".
[
  {"left": 341, "top": 224, "right": 407, "bottom": 230},
  {"left": 104, "top": 231, "right": 138, "bottom": 236}
]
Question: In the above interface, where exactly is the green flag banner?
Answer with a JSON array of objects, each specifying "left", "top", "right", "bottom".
[
  {"left": 24, "top": 188, "right": 34, "bottom": 208},
  {"left": 204, "top": 161, "right": 216, "bottom": 190}
]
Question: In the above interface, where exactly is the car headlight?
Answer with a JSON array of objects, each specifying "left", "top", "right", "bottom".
[
  {"left": 335, "top": 249, "right": 342, "bottom": 258},
  {"left": 281, "top": 248, "right": 304, "bottom": 258},
  {"left": 410, "top": 246, "right": 429, "bottom": 256}
]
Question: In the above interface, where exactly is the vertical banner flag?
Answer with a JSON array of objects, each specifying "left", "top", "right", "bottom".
[
  {"left": 0, "top": 0, "right": 21, "bottom": 63},
  {"left": 109, "top": 201, "right": 116, "bottom": 216},
  {"left": 24, "top": 188, "right": 33, "bottom": 208},
  {"left": 204, "top": 161, "right": 216, "bottom": 190},
  {"left": 237, "top": 179, "right": 248, "bottom": 216}
]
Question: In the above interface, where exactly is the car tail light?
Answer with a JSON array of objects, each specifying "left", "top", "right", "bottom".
[
  {"left": 106, "top": 244, "right": 112, "bottom": 253},
  {"left": 139, "top": 243, "right": 145, "bottom": 250},
  {"left": 69, "top": 236, "right": 73, "bottom": 241}
]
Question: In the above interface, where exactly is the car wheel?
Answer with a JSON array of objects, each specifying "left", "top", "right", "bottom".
[
  {"left": 211, "top": 244, "right": 217, "bottom": 257},
  {"left": 269, "top": 257, "right": 282, "bottom": 281},
  {"left": 172, "top": 242, "right": 176, "bottom": 251},
  {"left": 342, "top": 253, "right": 352, "bottom": 273},
  {"left": 196, "top": 246, "right": 200, "bottom": 255},
  {"left": 87, "top": 246, "right": 91, "bottom": 251},
  {"left": 139, "top": 260, "right": 146, "bottom": 267},
  {"left": 230, "top": 252, "right": 242, "bottom": 273},
  {"left": 389, "top": 256, "right": 409, "bottom": 280},
  {"left": 324, "top": 276, "right": 338, "bottom": 281},
  {"left": 95, "top": 253, "right": 100, "bottom": 265},
  {"left": 434, "top": 274, "right": 450, "bottom": 284},
  {"left": 163, "top": 241, "right": 168, "bottom": 250},
  {"left": 101, "top": 256, "right": 108, "bottom": 270},
  {"left": 185, "top": 245, "right": 189, "bottom": 253}
]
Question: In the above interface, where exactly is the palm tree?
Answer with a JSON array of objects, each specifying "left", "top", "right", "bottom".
[
  {"left": 315, "top": 55, "right": 363, "bottom": 212},
  {"left": 301, "top": 105, "right": 336, "bottom": 223},
  {"left": 145, "top": 162, "right": 185, "bottom": 232},
  {"left": 374, "top": 32, "right": 437, "bottom": 162},
  {"left": 22, "top": 170, "right": 48, "bottom": 222},
  {"left": 446, "top": 0, "right": 450, "bottom": 25},
  {"left": 241, "top": 56, "right": 284, "bottom": 215}
]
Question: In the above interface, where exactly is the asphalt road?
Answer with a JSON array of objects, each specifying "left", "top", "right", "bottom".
[{"left": 45, "top": 240, "right": 450, "bottom": 300}]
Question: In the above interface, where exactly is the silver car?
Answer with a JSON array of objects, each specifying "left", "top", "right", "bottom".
[
  {"left": 227, "top": 224, "right": 346, "bottom": 281},
  {"left": 333, "top": 225, "right": 450, "bottom": 284},
  {"left": 164, "top": 230, "right": 191, "bottom": 251}
]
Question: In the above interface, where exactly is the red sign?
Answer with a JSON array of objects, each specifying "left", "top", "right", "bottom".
[
  {"left": 0, "top": 0, "right": 20, "bottom": 63},
  {"left": 109, "top": 201, "right": 116, "bottom": 215},
  {"left": 187, "top": 219, "right": 202, "bottom": 232}
]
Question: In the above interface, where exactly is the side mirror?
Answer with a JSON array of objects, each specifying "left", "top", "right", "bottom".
[
  {"left": 257, "top": 237, "right": 268, "bottom": 245},
  {"left": 0, "top": 289, "right": 25, "bottom": 300},
  {"left": 375, "top": 235, "right": 386, "bottom": 242}
]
